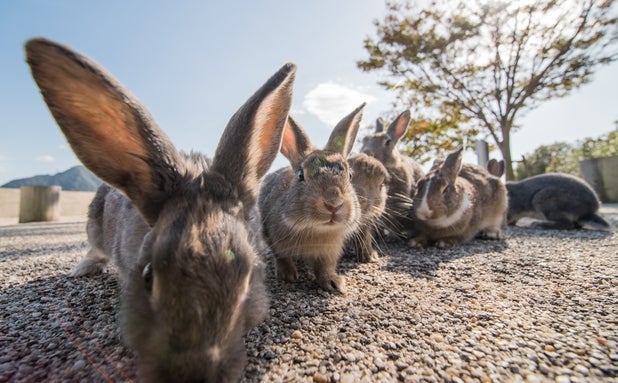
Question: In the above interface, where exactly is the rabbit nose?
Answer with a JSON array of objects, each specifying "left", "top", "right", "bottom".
[
  {"left": 324, "top": 202, "right": 343, "bottom": 214},
  {"left": 416, "top": 207, "right": 433, "bottom": 220}
]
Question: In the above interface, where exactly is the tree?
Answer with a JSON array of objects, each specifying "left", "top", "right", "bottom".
[
  {"left": 514, "top": 142, "right": 580, "bottom": 179},
  {"left": 358, "top": 0, "right": 618, "bottom": 180}
]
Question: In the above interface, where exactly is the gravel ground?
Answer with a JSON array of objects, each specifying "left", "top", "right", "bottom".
[{"left": 1, "top": 207, "right": 617, "bottom": 383}]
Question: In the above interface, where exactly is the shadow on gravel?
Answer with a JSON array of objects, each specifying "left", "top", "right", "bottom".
[
  {"left": 367, "top": 238, "right": 509, "bottom": 280},
  {"left": 0, "top": 272, "right": 135, "bottom": 382}
]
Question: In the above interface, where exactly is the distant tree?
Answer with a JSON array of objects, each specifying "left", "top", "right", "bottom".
[
  {"left": 580, "top": 126, "right": 618, "bottom": 159},
  {"left": 358, "top": 0, "right": 618, "bottom": 180},
  {"left": 514, "top": 142, "right": 580, "bottom": 180}
]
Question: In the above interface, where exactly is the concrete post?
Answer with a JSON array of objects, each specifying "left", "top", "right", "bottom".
[{"left": 18, "top": 185, "right": 61, "bottom": 223}]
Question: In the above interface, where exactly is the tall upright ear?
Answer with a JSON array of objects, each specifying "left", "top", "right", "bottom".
[
  {"left": 324, "top": 103, "right": 366, "bottom": 156},
  {"left": 487, "top": 159, "right": 505, "bottom": 178},
  {"left": 386, "top": 110, "right": 411, "bottom": 143},
  {"left": 25, "top": 38, "right": 184, "bottom": 225},
  {"left": 441, "top": 147, "right": 464, "bottom": 182},
  {"left": 375, "top": 117, "right": 385, "bottom": 133},
  {"left": 280, "top": 115, "right": 314, "bottom": 170},
  {"left": 211, "top": 63, "right": 296, "bottom": 211}
]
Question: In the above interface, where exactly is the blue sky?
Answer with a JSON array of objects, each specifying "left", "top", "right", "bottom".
[{"left": 1, "top": 1, "right": 616, "bottom": 185}]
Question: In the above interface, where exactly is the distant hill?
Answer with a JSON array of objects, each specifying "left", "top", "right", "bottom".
[{"left": 1, "top": 166, "right": 102, "bottom": 192}]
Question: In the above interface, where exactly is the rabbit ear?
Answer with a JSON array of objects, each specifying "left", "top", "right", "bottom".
[
  {"left": 375, "top": 117, "right": 385, "bottom": 133},
  {"left": 25, "top": 38, "right": 184, "bottom": 225},
  {"left": 487, "top": 159, "right": 505, "bottom": 177},
  {"left": 280, "top": 115, "right": 314, "bottom": 170},
  {"left": 386, "top": 110, "right": 411, "bottom": 142},
  {"left": 440, "top": 147, "right": 464, "bottom": 182},
  {"left": 211, "top": 63, "right": 296, "bottom": 211},
  {"left": 324, "top": 103, "right": 365, "bottom": 155}
]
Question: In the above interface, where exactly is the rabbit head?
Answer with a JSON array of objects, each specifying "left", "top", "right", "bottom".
[
  {"left": 348, "top": 152, "right": 389, "bottom": 224},
  {"left": 414, "top": 147, "right": 466, "bottom": 224},
  {"left": 360, "top": 110, "right": 410, "bottom": 166},
  {"left": 26, "top": 38, "right": 295, "bottom": 382},
  {"left": 279, "top": 105, "right": 364, "bottom": 232}
]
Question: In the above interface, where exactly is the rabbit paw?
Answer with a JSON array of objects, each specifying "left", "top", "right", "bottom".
[
  {"left": 357, "top": 249, "right": 379, "bottom": 263},
  {"left": 276, "top": 258, "right": 299, "bottom": 282},
  {"left": 480, "top": 229, "right": 501, "bottom": 240},
  {"left": 318, "top": 274, "right": 346, "bottom": 294},
  {"left": 408, "top": 237, "right": 428, "bottom": 248}
]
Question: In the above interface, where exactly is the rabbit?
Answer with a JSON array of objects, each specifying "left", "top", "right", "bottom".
[
  {"left": 26, "top": 37, "right": 296, "bottom": 383},
  {"left": 410, "top": 147, "right": 508, "bottom": 247},
  {"left": 346, "top": 152, "right": 390, "bottom": 262},
  {"left": 360, "top": 111, "right": 424, "bottom": 240},
  {"left": 506, "top": 173, "right": 611, "bottom": 231},
  {"left": 258, "top": 105, "right": 365, "bottom": 293}
]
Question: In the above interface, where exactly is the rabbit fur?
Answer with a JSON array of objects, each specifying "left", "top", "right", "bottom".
[
  {"left": 258, "top": 105, "right": 365, "bottom": 293},
  {"left": 506, "top": 173, "right": 611, "bottom": 231},
  {"left": 360, "top": 111, "right": 424, "bottom": 240},
  {"left": 410, "top": 147, "right": 508, "bottom": 247},
  {"left": 26, "top": 37, "right": 296, "bottom": 383},
  {"left": 346, "top": 153, "right": 390, "bottom": 262}
]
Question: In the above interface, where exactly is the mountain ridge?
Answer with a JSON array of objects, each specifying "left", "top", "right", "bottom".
[{"left": 1, "top": 166, "right": 102, "bottom": 192}]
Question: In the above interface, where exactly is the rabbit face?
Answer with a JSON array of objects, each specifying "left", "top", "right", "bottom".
[
  {"left": 290, "top": 151, "right": 358, "bottom": 229},
  {"left": 121, "top": 179, "right": 268, "bottom": 383},
  {"left": 414, "top": 172, "right": 464, "bottom": 223},
  {"left": 350, "top": 154, "right": 388, "bottom": 220}
]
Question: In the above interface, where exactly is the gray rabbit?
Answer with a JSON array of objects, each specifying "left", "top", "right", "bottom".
[
  {"left": 346, "top": 152, "right": 390, "bottom": 262},
  {"left": 360, "top": 111, "right": 424, "bottom": 240},
  {"left": 506, "top": 173, "right": 611, "bottom": 231},
  {"left": 258, "top": 105, "right": 364, "bottom": 293},
  {"left": 410, "top": 147, "right": 508, "bottom": 247},
  {"left": 26, "top": 37, "right": 295, "bottom": 382}
]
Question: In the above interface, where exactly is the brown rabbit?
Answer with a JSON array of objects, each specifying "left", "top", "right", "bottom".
[
  {"left": 258, "top": 105, "right": 364, "bottom": 293},
  {"left": 360, "top": 111, "right": 424, "bottom": 240},
  {"left": 410, "top": 147, "right": 508, "bottom": 247},
  {"left": 346, "top": 153, "right": 390, "bottom": 262},
  {"left": 26, "top": 37, "right": 295, "bottom": 383}
]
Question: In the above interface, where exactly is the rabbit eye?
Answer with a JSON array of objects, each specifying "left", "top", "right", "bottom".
[
  {"left": 384, "top": 139, "right": 392, "bottom": 146},
  {"left": 143, "top": 263, "right": 153, "bottom": 292},
  {"left": 297, "top": 168, "right": 304, "bottom": 182}
]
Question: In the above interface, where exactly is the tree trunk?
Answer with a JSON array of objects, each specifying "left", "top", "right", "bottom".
[{"left": 497, "top": 124, "right": 515, "bottom": 181}]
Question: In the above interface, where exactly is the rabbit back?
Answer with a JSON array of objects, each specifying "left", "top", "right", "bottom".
[{"left": 506, "top": 173, "right": 610, "bottom": 230}]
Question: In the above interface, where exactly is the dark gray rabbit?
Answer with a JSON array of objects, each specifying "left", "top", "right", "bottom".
[
  {"left": 360, "top": 111, "right": 424, "bottom": 240},
  {"left": 26, "top": 37, "right": 296, "bottom": 382},
  {"left": 258, "top": 105, "right": 364, "bottom": 293},
  {"left": 506, "top": 173, "right": 611, "bottom": 231},
  {"left": 411, "top": 147, "right": 508, "bottom": 247}
]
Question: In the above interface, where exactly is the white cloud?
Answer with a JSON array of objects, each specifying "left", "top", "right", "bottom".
[
  {"left": 35, "top": 155, "right": 55, "bottom": 162},
  {"left": 303, "top": 82, "right": 376, "bottom": 126}
]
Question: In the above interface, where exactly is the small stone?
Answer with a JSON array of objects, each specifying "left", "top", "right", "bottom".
[
  {"left": 544, "top": 344, "right": 556, "bottom": 352},
  {"left": 574, "top": 365, "right": 589, "bottom": 376},
  {"left": 340, "top": 373, "right": 356, "bottom": 383},
  {"left": 555, "top": 376, "right": 571, "bottom": 383},
  {"left": 291, "top": 330, "right": 302, "bottom": 339},
  {"left": 313, "top": 373, "right": 329, "bottom": 383},
  {"left": 72, "top": 359, "right": 86, "bottom": 370}
]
